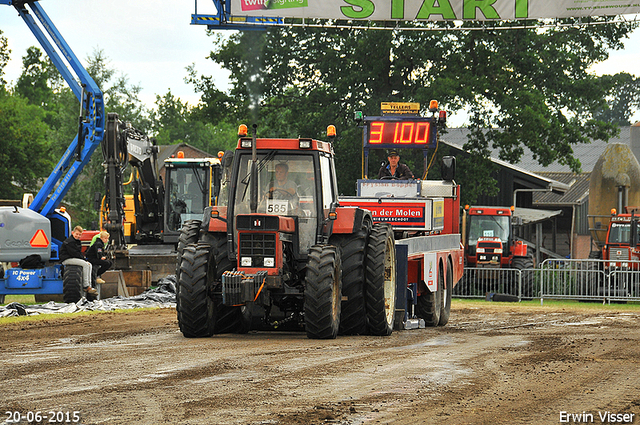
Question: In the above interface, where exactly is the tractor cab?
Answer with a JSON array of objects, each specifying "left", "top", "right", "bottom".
[
  {"left": 220, "top": 125, "right": 339, "bottom": 270},
  {"left": 464, "top": 206, "right": 516, "bottom": 268}
]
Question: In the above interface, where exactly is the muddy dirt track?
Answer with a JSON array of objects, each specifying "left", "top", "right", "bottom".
[{"left": 1, "top": 302, "right": 640, "bottom": 425}]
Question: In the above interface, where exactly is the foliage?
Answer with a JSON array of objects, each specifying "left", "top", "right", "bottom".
[
  {"left": 201, "top": 19, "right": 638, "bottom": 201},
  {"left": 594, "top": 72, "right": 640, "bottom": 126},
  {"left": 14, "top": 46, "right": 58, "bottom": 107},
  {"left": 4, "top": 45, "right": 157, "bottom": 228},
  {"left": 151, "top": 89, "right": 238, "bottom": 155},
  {"left": 0, "top": 92, "right": 52, "bottom": 199},
  {"left": 0, "top": 30, "right": 8, "bottom": 88}
]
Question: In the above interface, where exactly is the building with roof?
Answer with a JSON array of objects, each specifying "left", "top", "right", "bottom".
[{"left": 440, "top": 123, "right": 640, "bottom": 260}]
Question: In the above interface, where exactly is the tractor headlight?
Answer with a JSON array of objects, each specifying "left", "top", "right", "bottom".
[
  {"left": 264, "top": 257, "right": 275, "bottom": 267},
  {"left": 241, "top": 257, "right": 252, "bottom": 267}
]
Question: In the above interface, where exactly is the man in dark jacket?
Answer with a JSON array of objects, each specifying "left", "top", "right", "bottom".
[
  {"left": 377, "top": 150, "right": 414, "bottom": 180},
  {"left": 86, "top": 231, "right": 112, "bottom": 285},
  {"left": 59, "top": 226, "right": 97, "bottom": 295}
]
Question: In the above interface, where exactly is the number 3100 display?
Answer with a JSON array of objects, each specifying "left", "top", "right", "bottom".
[{"left": 365, "top": 118, "right": 437, "bottom": 149}]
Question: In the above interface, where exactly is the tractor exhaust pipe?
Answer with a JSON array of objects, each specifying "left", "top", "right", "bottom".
[{"left": 250, "top": 124, "right": 258, "bottom": 213}]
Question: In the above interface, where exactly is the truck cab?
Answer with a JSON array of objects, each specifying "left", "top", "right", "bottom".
[{"left": 601, "top": 209, "right": 640, "bottom": 268}]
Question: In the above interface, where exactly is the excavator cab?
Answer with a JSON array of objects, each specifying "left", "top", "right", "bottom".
[{"left": 164, "top": 157, "right": 222, "bottom": 241}]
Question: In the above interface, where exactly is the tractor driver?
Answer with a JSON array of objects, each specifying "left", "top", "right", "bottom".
[
  {"left": 378, "top": 150, "right": 414, "bottom": 180},
  {"left": 266, "top": 163, "right": 297, "bottom": 200}
]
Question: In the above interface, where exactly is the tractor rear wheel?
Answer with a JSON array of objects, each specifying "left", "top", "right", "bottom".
[
  {"left": 365, "top": 223, "right": 396, "bottom": 336},
  {"left": 62, "top": 265, "right": 84, "bottom": 303},
  {"left": 513, "top": 255, "right": 534, "bottom": 298},
  {"left": 177, "top": 244, "right": 215, "bottom": 338},
  {"left": 330, "top": 228, "right": 368, "bottom": 335},
  {"left": 175, "top": 220, "right": 202, "bottom": 320},
  {"left": 417, "top": 262, "right": 443, "bottom": 327},
  {"left": 304, "top": 245, "right": 342, "bottom": 339},
  {"left": 176, "top": 220, "right": 201, "bottom": 280}
]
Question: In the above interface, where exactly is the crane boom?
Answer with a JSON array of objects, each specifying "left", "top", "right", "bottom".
[{"left": 2, "top": 0, "right": 105, "bottom": 218}]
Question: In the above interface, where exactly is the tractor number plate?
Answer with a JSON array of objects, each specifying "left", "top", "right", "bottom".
[{"left": 266, "top": 200, "right": 288, "bottom": 215}]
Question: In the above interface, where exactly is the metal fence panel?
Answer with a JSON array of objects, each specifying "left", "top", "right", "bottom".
[
  {"left": 453, "top": 268, "right": 523, "bottom": 300},
  {"left": 453, "top": 259, "right": 640, "bottom": 303},
  {"left": 607, "top": 270, "right": 640, "bottom": 302},
  {"left": 539, "top": 259, "right": 605, "bottom": 301}
]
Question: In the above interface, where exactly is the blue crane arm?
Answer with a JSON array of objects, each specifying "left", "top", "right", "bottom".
[{"left": 2, "top": 0, "right": 105, "bottom": 218}]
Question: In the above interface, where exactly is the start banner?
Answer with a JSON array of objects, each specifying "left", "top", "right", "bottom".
[{"left": 232, "top": 0, "right": 640, "bottom": 21}]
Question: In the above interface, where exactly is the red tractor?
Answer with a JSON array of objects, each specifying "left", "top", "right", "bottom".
[
  {"left": 175, "top": 125, "right": 397, "bottom": 339},
  {"left": 590, "top": 207, "right": 640, "bottom": 266},
  {"left": 463, "top": 205, "right": 534, "bottom": 295},
  {"left": 588, "top": 207, "right": 640, "bottom": 297}
]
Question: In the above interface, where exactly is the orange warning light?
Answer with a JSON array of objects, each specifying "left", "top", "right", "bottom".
[{"left": 30, "top": 229, "right": 49, "bottom": 248}]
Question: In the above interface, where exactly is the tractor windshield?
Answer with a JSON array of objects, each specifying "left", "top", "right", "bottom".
[
  {"left": 608, "top": 222, "right": 640, "bottom": 245},
  {"left": 166, "top": 165, "right": 208, "bottom": 232},
  {"left": 234, "top": 153, "right": 318, "bottom": 253},
  {"left": 467, "top": 215, "right": 510, "bottom": 247}
]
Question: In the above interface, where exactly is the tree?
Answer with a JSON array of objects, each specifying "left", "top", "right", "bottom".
[
  {"left": 0, "top": 30, "right": 9, "bottom": 89},
  {"left": 14, "top": 46, "right": 58, "bottom": 107},
  {"left": 594, "top": 72, "right": 640, "bottom": 126},
  {"left": 200, "top": 19, "right": 638, "bottom": 201},
  {"left": 0, "top": 93, "right": 52, "bottom": 199},
  {"left": 151, "top": 90, "right": 237, "bottom": 154}
]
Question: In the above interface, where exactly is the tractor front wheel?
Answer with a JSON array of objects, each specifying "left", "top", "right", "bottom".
[
  {"left": 513, "top": 255, "right": 534, "bottom": 298},
  {"left": 304, "top": 245, "right": 342, "bottom": 339},
  {"left": 177, "top": 244, "right": 215, "bottom": 338}
]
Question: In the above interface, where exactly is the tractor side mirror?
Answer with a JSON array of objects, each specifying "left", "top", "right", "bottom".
[{"left": 441, "top": 156, "right": 456, "bottom": 181}]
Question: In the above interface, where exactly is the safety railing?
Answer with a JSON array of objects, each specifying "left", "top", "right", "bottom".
[
  {"left": 453, "top": 259, "right": 640, "bottom": 303},
  {"left": 453, "top": 267, "right": 524, "bottom": 300},
  {"left": 538, "top": 259, "right": 605, "bottom": 302}
]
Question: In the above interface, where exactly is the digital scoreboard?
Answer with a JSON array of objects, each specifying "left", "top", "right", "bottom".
[{"left": 364, "top": 116, "right": 437, "bottom": 149}]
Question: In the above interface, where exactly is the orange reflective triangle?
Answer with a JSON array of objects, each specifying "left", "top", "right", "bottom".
[{"left": 30, "top": 229, "right": 49, "bottom": 248}]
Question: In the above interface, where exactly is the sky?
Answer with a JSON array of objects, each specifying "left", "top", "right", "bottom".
[
  {"left": 1, "top": 1, "right": 639, "bottom": 126},
  {"left": 0, "top": 0, "right": 229, "bottom": 108}
]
